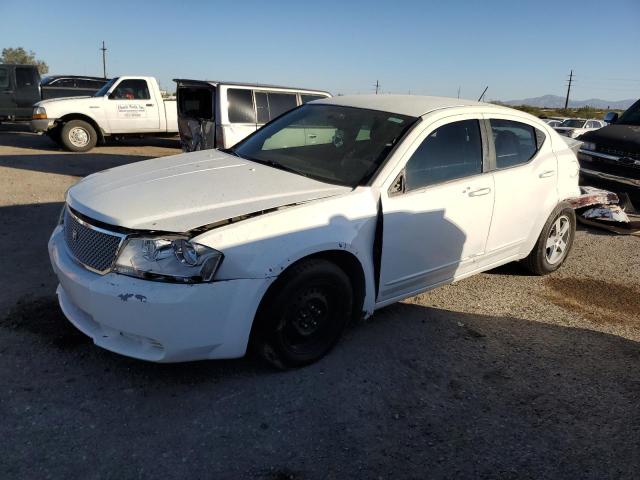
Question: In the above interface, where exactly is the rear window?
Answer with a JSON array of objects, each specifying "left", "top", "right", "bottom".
[
  {"left": 227, "top": 88, "right": 255, "bottom": 123},
  {"left": 179, "top": 87, "right": 214, "bottom": 120},
  {"left": 15, "top": 67, "right": 38, "bottom": 88}
]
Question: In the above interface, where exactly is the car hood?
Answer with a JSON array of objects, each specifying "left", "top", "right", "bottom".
[
  {"left": 580, "top": 124, "right": 640, "bottom": 152},
  {"left": 66, "top": 150, "right": 351, "bottom": 232},
  {"left": 35, "top": 96, "right": 94, "bottom": 108}
]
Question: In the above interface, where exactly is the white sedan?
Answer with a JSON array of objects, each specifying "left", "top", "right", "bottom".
[
  {"left": 554, "top": 118, "right": 605, "bottom": 138},
  {"left": 49, "top": 95, "right": 580, "bottom": 367}
]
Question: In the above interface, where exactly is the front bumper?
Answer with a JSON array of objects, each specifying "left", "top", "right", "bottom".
[
  {"left": 31, "top": 118, "right": 56, "bottom": 132},
  {"left": 578, "top": 149, "right": 640, "bottom": 189},
  {"left": 48, "top": 226, "right": 270, "bottom": 362}
]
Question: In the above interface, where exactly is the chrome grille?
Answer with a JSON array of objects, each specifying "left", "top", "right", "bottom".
[
  {"left": 63, "top": 208, "right": 125, "bottom": 274},
  {"left": 597, "top": 146, "right": 640, "bottom": 162}
]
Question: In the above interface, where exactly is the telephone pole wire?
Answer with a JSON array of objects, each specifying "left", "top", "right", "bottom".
[
  {"left": 101, "top": 41, "right": 108, "bottom": 79},
  {"left": 564, "top": 69, "right": 573, "bottom": 109}
]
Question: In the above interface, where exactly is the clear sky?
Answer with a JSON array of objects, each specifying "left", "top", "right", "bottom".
[{"left": 1, "top": 0, "right": 639, "bottom": 101}]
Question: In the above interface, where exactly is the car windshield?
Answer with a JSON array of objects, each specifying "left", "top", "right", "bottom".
[
  {"left": 231, "top": 104, "right": 417, "bottom": 187},
  {"left": 94, "top": 77, "right": 118, "bottom": 97},
  {"left": 618, "top": 100, "right": 640, "bottom": 126},
  {"left": 561, "top": 119, "right": 586, "bottom": 128}
]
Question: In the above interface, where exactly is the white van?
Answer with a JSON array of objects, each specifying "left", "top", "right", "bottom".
[{"left": 174, "top": 79, "right": 331, "bottom": 151}]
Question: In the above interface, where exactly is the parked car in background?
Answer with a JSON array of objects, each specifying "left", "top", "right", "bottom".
[
  {"left": 578, "top": 98, "right": 640, "bottom": 207},
  {"left": 40, "top": 75, "right": 110, "bottom": 99},
  {"left": 0, "top": 64, "right": 40, "bottom": 121},
  {"left": 554, "top": 118, "right": 605, "bottom": 138},
  {"left": 31, "top": 76, "right": 178, "bottom": 152},
  {"left": 48, "top": 95, "right": 580, "bottom": 367},
  {"left": 174, "top": 79, "right": 330, "bottom": 151},
  {"left": 543, "top": 118, "right": 564, "bottom": 128}
]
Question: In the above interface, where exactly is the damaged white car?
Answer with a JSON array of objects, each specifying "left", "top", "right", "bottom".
[{"left": 49, "top": 95, "right": 580, "bottom": 367}]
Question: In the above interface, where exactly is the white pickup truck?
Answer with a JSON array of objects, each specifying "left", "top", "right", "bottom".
[{"left": 31, "top": 76, "right": 178, "bottom": 152}]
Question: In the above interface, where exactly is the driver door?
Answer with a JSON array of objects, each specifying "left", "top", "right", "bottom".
[
  {"left": 378, "top": 116, "right": 494, "bottom": 303},
  {"left": 105, "top": 79, "right": 160, "bottom": 132}
]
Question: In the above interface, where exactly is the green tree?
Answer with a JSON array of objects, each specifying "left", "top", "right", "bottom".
[{"left": 0, "top": 47, "right": 49, "bottom": 74}]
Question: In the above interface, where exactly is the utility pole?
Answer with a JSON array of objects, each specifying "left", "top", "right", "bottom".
[
  {"left": 374, "top": 80, "right": 380, "bottom": 95},
  {"left": 457, "top": 86, "right": 461, "bottom": 99},
  {"left": 478, "top": 86, "right": 488, "bottom": 102},
  {"left": 100, "top": 41, "right": 107, "bottom": 79},
  {"left": 564, "top": 69, "right": 573, "bottom": 109}
]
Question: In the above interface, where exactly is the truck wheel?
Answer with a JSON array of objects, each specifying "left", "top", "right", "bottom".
[
  {"left": 522, "top": 203, "right": 576, "bottom": 275},
  {"left": 60, "top": 120, "right": 97, "bottom": 152},
  {"left": 253, "top": 259, "right": 353, "bottom": 369}
]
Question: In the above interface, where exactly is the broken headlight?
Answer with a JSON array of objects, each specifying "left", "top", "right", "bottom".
[{"left": 114, "top": 236, "right": 223, "bottom": 283}]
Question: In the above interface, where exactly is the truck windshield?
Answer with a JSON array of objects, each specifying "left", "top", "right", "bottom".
[
  {"left": 561, "top": 119, "right": 586, "bottom": 128},
  {"left": 231, "top": 104, "right": 417, "bottom": 187},
  {"left": 618, "top": 100, "right": 640, "bottom": 126},
  {"left": 94, "top": 77, "right": 118, "bottom": 97}
]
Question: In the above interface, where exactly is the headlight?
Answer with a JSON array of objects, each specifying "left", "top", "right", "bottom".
[
  {"left": 32, "top": 106, "right": 47, "bottom": 119},
  {"left": 582, "top": 142, "right": 596, "bottom": 151},
  {"left": 114, "top": 236, "right": 223, "bottom": 283}
]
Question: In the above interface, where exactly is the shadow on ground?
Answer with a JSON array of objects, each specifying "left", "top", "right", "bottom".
[{"left": 1, "top": 294, "right": 638, "bottom": 479}]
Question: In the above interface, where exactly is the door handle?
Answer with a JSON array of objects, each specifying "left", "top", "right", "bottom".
[
  {"left": 146, "top": 103, "right": 154, "bottom": 107},
  {"left": 308, "top": 134, "right": 317, "bottom": 139},
  {"left": 468, "top": 187, "right": 491, "bottom": 197},
  {"left": 539, "top": 170, "right": 555, "bottom": 178}
]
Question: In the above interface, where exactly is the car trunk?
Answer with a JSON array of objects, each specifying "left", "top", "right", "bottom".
[{"left": 175, "top": 80, "right": 217, "bottom": 152}]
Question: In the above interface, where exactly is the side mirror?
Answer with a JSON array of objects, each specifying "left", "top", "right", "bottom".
[{"left": 603, "top": 112, "right": 618, "bottom": 124}]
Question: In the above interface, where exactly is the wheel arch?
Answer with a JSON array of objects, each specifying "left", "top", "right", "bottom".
[{"left": 58, "top": 113, "right": 105, "bottom": 142}]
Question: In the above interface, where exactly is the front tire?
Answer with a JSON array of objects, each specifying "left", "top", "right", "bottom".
[
  {"left": 60, "top": 120, "right": 97, "bottom": 152},
  {"left": 522, "top": 203, "right": 576, "bottom": 275},
  {"left": 254, "top": 259, "right": 353, "bottom": 369}
]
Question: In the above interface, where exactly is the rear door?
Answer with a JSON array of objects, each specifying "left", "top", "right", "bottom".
[
  {"left": 13, "top": 66, "right": 40, "bottom": 118},
  {"left": 0, "top": 65, "right": 15, "bottom": 117},
  {"left": 482, "top": 116, "right": 557, "bottom": 260},
  {"left": 104, "top": 79, "right": 160, "bottom": 132}
]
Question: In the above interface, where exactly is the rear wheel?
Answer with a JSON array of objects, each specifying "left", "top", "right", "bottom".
[
  {"left": 60, "top": 120, "right": 97, "bottom": 152},
  {"left": 522, "top": 203, "right": 576, "bottom": 275},
  {"left": 254, "top": 259, "right": 353, "bottom": 369}
]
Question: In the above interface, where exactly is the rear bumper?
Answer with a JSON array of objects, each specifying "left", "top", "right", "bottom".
[{"left": 31, "top": 118, "right": 56, "bottom": 132}]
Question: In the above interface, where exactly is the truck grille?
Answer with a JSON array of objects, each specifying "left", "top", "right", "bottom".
[
  {"left": 63, "top": 208, "right": 126, "bottom": 274},
  {"left": 596, "top": 146, "right": 640, "bottom": 162}
]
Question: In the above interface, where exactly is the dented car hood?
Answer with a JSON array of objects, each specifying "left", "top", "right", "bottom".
[{"left": 67, "top": 150, "right": 351, "bottom": 232}]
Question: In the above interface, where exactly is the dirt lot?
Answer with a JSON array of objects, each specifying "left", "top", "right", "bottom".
[{"left": 1, "top": 125, "right": 639, "bottom": 479}]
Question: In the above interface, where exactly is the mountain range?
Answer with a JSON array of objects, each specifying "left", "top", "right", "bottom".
[{"left": 502, "top": 94, "right": 635, "bottom": 110}]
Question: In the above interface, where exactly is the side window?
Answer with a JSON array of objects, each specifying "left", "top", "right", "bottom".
[
  {"left": 53, "top": 78, "right": 76, "bottom": 87},
  {"left": 15, "top": 67, "right": 37, "bottom": 88},
  {"left": 301, "top": 94, "right": 326, "bottom": 104},
  {"left": 0, "top": 66, "right": 10, "bottom": 90},
  {"left": 490, "top": 119, "right": 540, "bottom": 169},
  {"left": 227, "top": 88, "right": 256, "bottom": 123},
  {"left": 110, "top": 79, "right": 150, "bottom": 100},
  {"left": 253, "top": 91, "right": 298, "bottom": 124},
  {"left": 405, "top": 119, "right": 483, "bottom": 191}
]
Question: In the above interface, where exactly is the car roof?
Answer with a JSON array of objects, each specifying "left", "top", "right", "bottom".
[
  {"left": 313, "top": 94, "right": 499, "bottom": 117},
  {"left": 173, "top": 78, "right": 330, "bottom": 95},
  {"left": 43, "top": 75, "right": 109, "bottom": 81}
]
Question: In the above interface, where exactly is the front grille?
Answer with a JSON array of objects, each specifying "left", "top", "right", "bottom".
[
  {"left": 63, "top": 208, "right": 125, "bottom": 273},
  {"left": 597, "top": 145, "right": 640, "bottom": 162}
]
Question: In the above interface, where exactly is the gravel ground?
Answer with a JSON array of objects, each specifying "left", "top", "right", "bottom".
[{"left": 1, "top": 126, "right": 639, "bottom": 479}]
